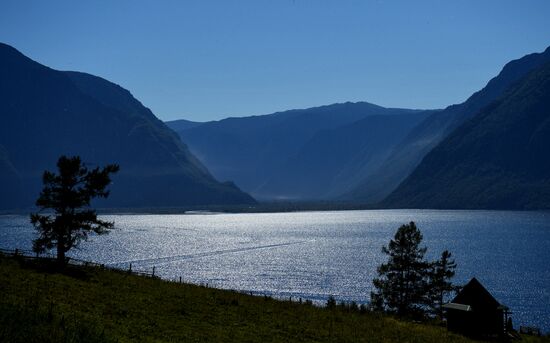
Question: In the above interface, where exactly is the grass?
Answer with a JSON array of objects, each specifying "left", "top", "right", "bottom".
[{"left": 0, "top": 255, "right": 548, "bottom": 343}]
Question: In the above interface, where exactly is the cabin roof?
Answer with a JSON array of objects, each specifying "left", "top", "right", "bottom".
[
  {"left": 442, "top": 303, "right": 472, "bottom": 311},
  {"left": 450, "top": 277, "right": 502, "bottom": 310}
]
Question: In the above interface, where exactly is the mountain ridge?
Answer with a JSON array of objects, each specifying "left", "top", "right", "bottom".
[
  {"left": 168, "top": 46, "right": 550, "bottom": 207},
  {"left": 382, "top": 60, "right": 550, "bottom": 209},
  {"left": 0, "top": 42, "right": 255, "bottom": 209},
  {"left": 255, "top": 111, "right": 431, "bottom": 200},
  {"left": 168, "top": 102, "right": 427, "bottom": 198},
  {"left": 344, "top": 45, "right": 550, "bottom": 203}
]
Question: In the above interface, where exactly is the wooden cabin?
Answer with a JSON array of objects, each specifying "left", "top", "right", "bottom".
[{"left": 443, "top": 277, "right": 511, "bottom": 338}]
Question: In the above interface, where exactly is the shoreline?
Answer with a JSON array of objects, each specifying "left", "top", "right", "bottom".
[{"left": 2, "top": 203, "right": 550, "bottom": 216}]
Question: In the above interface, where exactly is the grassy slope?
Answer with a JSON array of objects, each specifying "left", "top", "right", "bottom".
[{"left": 1, "top": 256, "right": 547, "bottom": 343}]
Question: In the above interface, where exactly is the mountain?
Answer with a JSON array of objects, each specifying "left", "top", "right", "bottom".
[
  {"left": 256, "top": 111, "right": 430, "bottom": 200},
  {"left": 345, "top": 46, "right": 550, "bottom": 203},
  {"left": 0, "top": 144, "right": 21, "bottom": 209},
  {"left": 167, "top": 103, "right": 425, "bottom": 199},
  {"left": 166, "top": 119, "right": 203, "bottom": 131},
  {"left": 0, "top": 43, "right": 255, "bottom": 209},
  {"left": 383, "top": 61, "right": 550, "bottom": 209}
]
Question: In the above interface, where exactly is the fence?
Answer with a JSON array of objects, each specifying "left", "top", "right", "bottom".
[
  {"left": 0, "top": 248, "right": 156, "bottom": 278},
  {"left": 0, "top": 248, "right": 351, "bottom": 309}
]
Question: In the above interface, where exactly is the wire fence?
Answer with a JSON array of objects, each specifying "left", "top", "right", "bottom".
[
  {"left": 0, "top": 248, "right": 156, "bottom": 278},
  {"left": 0, "top": 248, "right": 357, "bottom": 311}
]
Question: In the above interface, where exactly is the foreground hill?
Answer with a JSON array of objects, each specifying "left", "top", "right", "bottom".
[
  {"left": 0, "top": 43, "right": 255, "bottom": 209},
  {"left": 167, "top": 103, "right": 427, "bottom": 200},
  {"left": 346, "top": 46, "right": 550, "bottom": 203},
  {"left": 383, "top": 62, "right": 550, "bottom": 209},
  {"left": 0, "top": 255, "right": 500, "bottom": 343}
]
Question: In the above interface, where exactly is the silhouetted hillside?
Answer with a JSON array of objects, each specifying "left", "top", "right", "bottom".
[
  {"left": 0, "top": 145, "right": 21, "bottom": 209},
  {"left": 346, "top": 46, "right": 550, "bottom": 203},
  {"left": 166, "top": 119, "right": 204, "bottom": 131},
  {"left": 256, "top": 112, "right": 430, "bottom": 200},
  {"left": 383, "top": 62, "right": 550, "bottom": 209},
  {"left": 168, "top": 103, "right": 424, "bottom": 199},
  {"left": 0, "top": 43, "right": 255, "bottom": 209}
]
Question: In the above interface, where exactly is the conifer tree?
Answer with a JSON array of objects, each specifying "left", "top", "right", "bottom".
[
  {"left": 371, "top": 221, "right": 430, "bottom": 317},
  {"left": 371, "top": 222, "right": 458, "bottom": 319},
  {"left": 428, "top": 250, "right": 457, "bottom": 318},
  {"left": 31, "top": 156, "right": 119, "bottom": 266}
]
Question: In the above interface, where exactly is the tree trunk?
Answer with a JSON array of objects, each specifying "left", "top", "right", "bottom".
[{"left": 57, "top": 238, "right": 66, "bottom": 267}]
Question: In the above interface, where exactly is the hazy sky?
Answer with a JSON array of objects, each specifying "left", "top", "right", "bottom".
[{"left": 1, "top": 1, "right": 549, "bottom": 121}]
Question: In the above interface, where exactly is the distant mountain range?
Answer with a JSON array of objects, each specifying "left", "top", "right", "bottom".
[
  {"left": 255, "top": 111, "right": 430, "bottom": 200},
  {"left": 0, "top": 43, "right": 255, "bottom": 210},
  {"left": 3, "top": 41, "right": 549, "bottom": 210},
  {"left": 167, "top": 119, "right": 203, "bottom": 131},
  {"left": 168, "top": 46, "right": 550, "bottom": 209},
  {"left": 167, "top": 103, "right": 429, "bottom": 200}
]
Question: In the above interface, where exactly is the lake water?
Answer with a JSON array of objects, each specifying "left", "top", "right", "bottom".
[{"left": 1, "top": 210, "right": 549, "bottom": 332}]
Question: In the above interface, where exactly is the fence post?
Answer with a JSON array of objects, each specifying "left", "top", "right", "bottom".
[
  {"left": 129, "top": 263, "right": 132, "bottom": 273},
  {"left": 152, "top": 266, "right": 155, "bottom": 277},
  {"left": 179, "top": 276, "right": 182, "bottom": 283},
  {"left": 14, "top": 248, "right": 18, "bottom": 257}
]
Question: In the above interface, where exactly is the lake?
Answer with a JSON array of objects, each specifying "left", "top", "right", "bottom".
[{"left": 1, "top": 210, "right": 549, "bottom": 332}]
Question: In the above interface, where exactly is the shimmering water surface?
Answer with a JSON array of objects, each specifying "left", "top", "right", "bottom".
[{"left": 1, "top": 210, "right": 549, "bottom": 331}]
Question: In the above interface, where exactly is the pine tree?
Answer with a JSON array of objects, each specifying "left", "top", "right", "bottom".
[
  {"left": 371, "top": 221, "right": 430, "bottom": 317},
  {"left": 31, "top": 156, "right": 119, "bottom": 266},
  {"left": 428, "top": 250, "right": 457, "bottom": 318}
]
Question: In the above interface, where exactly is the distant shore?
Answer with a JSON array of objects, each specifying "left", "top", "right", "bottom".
[
  {"left": 0, "top": 201, "right": 380, "bottom": 216},
  {"left": 3, "top": 202, "right": 550, "bottom": 216}
]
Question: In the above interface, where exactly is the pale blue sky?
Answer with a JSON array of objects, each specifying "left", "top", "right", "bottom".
[{"left": 1, "top": 1, "right": 549, "bottom": 121}]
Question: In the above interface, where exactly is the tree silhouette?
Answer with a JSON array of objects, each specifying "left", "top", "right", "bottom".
[
  {"left": 371, "top": 222, "right": 458, "bottom": 319},
  {"left": 370, "top": 222, "right": 430, "bottom": 317},
  {"left": 31, "top": 156, "right": 119, "bottom": 265},
  {"left": 428, "top": 250, "right": 457, "bottom": 318}
]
